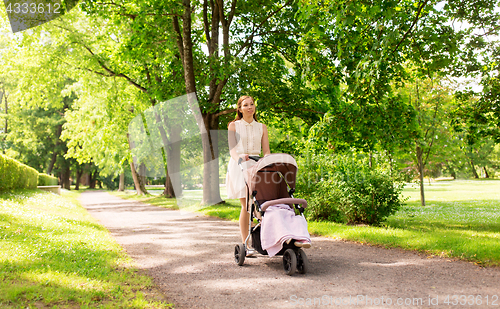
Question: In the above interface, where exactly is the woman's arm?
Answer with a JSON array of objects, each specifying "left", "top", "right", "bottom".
[
  {"left": 228, "top": 122, "right": 248, "bottom": 161},
  {"left": 261, "top": 124, "right": 271, "bottom": 156}
]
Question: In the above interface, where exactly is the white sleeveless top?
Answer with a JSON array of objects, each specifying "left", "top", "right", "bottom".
[
  {"left": 233, "top": 119, "right": 263, "bottom": 156},
  {"left": 225, "top": 119, "right": 263, "bottom": 199}
]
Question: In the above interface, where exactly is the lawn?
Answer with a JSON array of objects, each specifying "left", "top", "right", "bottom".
[
  {"left": 306, "top": 180, "right": 500, "bottom": 267},
  {"left": 117, "top": 180, "right": 500, "bottom": 267},
  {"left": 0, "top": 189, "right": 173, "bottom": 308}
]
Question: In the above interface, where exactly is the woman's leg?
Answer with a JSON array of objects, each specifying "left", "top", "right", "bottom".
[{"left": 239, "top": 198, "right": 249, "bottom": 243}]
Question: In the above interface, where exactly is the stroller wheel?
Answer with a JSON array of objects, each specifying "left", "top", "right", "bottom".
[
  {"left": 296, "top": 248, "right": 309, "bottom": 274},
  {"left": 234, "top": 244, "right": 246, "bottom": 266},
  {"left": 283, "top": 249, "right": 297, "bottom": 276}
]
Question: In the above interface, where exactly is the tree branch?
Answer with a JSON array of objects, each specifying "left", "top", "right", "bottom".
[
  {"left": 213, "top": 107, "right": 236, "bottom": 118},
  {"left": 477, "top": 24, "right": 500, "bottom": 37},
  {"left": 203, "top": 0, "right": 211, "bottom": 49},
  {"left": 172, "top": 16, "right": 185, "bottom": 66},
  {"left": 392, "top": 0, "right": 430, "bottom": 54},
  {"left": 95, "top": 2, "right": 181, "bottom": 19},
  {"left": 74, "top": 42, "right": 148, "bottom": 92},
  {"left": 236, "top": 0, "right": 294, "bottom": 57}
]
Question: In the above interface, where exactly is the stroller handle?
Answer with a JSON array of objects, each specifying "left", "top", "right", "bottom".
[
  {"left": 261, "top": 198, "right": 307, "bottom": 212},
  {"left": 238, "top": 155, "right": 261, "bottom": 165}
]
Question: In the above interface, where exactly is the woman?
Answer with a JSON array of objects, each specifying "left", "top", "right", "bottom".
[{"left": 226, "top": 95, "right": 270, "bottom": 246}]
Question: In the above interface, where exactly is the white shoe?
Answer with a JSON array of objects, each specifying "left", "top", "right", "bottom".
[
  {"left": 246, "top": 248, "right": 256, "bottom": 257},
  {"left": 294, "top": 240, "right": 311, "bottom": 248}
]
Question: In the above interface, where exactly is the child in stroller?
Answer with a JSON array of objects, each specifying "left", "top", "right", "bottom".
[{"left": 234, "top": 153, "right": 311, "bottom": 276}]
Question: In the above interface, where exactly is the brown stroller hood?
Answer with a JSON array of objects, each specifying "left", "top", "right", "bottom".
[{"left": 244, "top": 153, "right": 298, "bottom": 204}]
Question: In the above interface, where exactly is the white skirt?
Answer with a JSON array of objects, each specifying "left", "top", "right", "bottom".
[{"left": 225, "top": 157, "right": 257, "bottom": 199}]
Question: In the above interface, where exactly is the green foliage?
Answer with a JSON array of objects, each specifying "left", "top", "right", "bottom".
[
  {"left": 37, "top": 173, "right": 58, "bottom": 186},
  {"left": 0, "top": 153, "right": 38, "bottom": 191},
  {"left": 98, "top": 174, "right": 119, "bottom": 190},
  {"left": 266, "top": 116, "right": 309, "bottom": 156},
  {"left": 452, "top": 84, "right": 500, "bottom": 178},
  {"left": 5, "top": 100, "right": 69, "bottom": 173},
  {"left": 296, "top": 151, "right": 404, "bottom": 225}
]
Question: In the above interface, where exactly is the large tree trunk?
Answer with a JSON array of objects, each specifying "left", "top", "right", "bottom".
[
  {"left": 416, "top": 145, "right": 425, "bottom": 206},
  {"left": 201, "top": 114, "right": 222, "bottom": 205},
  {"left": 88, "top": 170, "right": 98, "bottom": 189},
  {"left": 470, "top": 159, "right": 479, "bottom": 178},
  {"left": 118, "top": 173, "right": 125, "bottom": 191},
  {"left": 153, "top": 109, "right": 182, "bottom": 198},
  {"left": 47, "top": 124, "right": 63, "bottom": 175},
  {"left": 130, "top": 161, "right": 148, "bottom": 195},
  {"left": 483, "top": 166, "right": 489, "bottom": 178},
  {"left": 61, "top": 166, "right": 71, "bottom": 190},
  {"left": 74, "top": 168, "right": 83, "bottom": 190},
  {"left": 47, "top": 152, "right": 57, "bottom": 175},
  {"left": 175, "top": 0, "right": 225, "bottom": 205},
  {"left": 163, "top": 126, "right": 182, "bottom": 198},
  {"left": 163, "top": 170, "right": 175, "bottom": 197},
  {"left": 127, "top": 133, "right": 149, "bottom": 195}
]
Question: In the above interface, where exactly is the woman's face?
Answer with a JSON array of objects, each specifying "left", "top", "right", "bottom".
[{"left": 239, "top": 98, "right": 255, "bottom": 118}]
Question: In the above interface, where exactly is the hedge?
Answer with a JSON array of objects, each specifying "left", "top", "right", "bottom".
[
  {"left": 0, "top": 153, "right": 39, "bottom": 191},
  {"left": 38, "top": 173, "right": 59, "bottom": 186}
]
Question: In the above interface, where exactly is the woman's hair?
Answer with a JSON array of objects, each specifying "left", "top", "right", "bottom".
[{"left": 234, "top": 95, "right": 258, "bottom": 122}]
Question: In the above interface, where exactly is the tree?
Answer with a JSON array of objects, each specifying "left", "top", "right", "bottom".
[
  {"left": 397, "top": 75, "right": 455, "bottom": 205},
  {"left": 75, "top": 0, "right": 327, "bottom": 204},
  {"left": 5, "top": 8, "right": 178, "bottom": 195},
  {"left": 61, "top": 74, "right": 138, "bottom": 188},
  {"left": 295, "top": 0, "right": 500, "bottom": 155},
  {"left": 452, "top": 89, "right": 500, "bottom": 178},
  {"left": 0, "top": 14, "right": 106, "bottom": 188}
]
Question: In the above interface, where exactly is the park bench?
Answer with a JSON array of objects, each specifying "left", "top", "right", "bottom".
[{"left": 37, "top": 186, "right": 61, "bottom": 195}]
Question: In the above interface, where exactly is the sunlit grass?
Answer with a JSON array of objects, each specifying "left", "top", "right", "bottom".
[
  {"left": 0, "top": 189, "right": 173, "bottom": 308},
  {"left": 197, "top": 199, "right": 241, "bottom": 221},
  {"left": 112, "top": 191, "right": 179, "bottom": 210},
  {"left": 309, "top": 180, "right": 500, "bottom": 266},
  {"left": 112, "top": 187, "right": 229, "bottom": 214}
]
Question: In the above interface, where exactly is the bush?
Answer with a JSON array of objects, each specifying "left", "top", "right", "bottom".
[
  {"left": 0, "top": 153, "right": 38, "bottom": 191},
  {"left": 296, "top": 151, "right": 405, "bottom": 226},
  {"left": 99, "top": 174, "right": 119, "bottom": 190},
  {"left": 38, "top": 173, "right": 59, "bottom": 186}
]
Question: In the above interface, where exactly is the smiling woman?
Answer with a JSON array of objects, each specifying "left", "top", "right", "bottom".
[{"left": 226, "top": 95, "right": 271, "bottom": 244}]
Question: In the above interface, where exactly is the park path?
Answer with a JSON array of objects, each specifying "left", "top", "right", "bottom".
[{"left": 78, "top": 191, "right": 500, "bottom": 309}]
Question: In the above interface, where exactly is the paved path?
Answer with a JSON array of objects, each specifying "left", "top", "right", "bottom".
[{"left": 79, "top": 191, "right": 500, "bottom": 308}]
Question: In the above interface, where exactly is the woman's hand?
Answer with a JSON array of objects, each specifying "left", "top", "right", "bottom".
[{"left": 239, "top": 154, "right": 249, "bottom": 161}]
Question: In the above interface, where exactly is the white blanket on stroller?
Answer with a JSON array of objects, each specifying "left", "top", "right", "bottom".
[{"left": 261, "top": 204, "right": 311, "bottom": 257}]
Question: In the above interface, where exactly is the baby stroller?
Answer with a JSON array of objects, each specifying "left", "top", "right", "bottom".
[{"left": 233, "top": 153, "right": 310, "bottom": 275}]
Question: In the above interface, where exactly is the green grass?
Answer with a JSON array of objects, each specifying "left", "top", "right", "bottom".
[
  {"left": 111, "top": 191, "right": 179, "bottom": 210},
  {"left": 309, "top": 180, "right": 500, "bottom": 267},
  {"left": 112, "top": 189, "right": 230, "bottom": 214},
  {"left": 197, "top": 199, "right": 241, "bottom": 221},
  {"left": 0, "top": 189, "right": 173, "bottom": 308}
]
